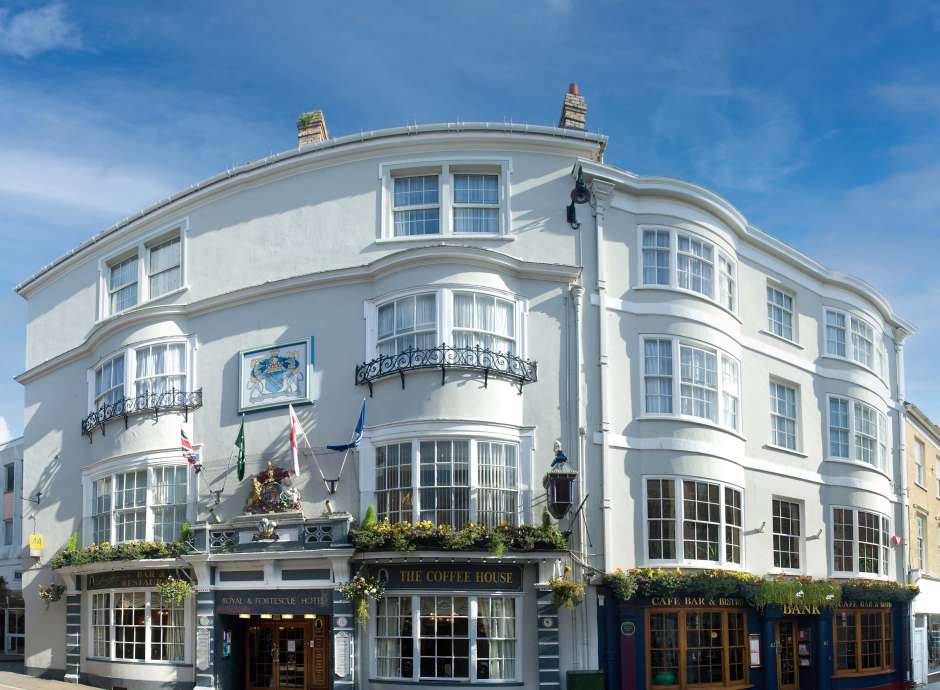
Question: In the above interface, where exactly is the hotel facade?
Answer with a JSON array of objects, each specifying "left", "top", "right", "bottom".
[{"left": 14, "top": 88, "right": 916, "bottom": 690}]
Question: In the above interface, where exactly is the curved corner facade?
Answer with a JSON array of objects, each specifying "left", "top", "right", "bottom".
[{"left": 13, "top": 121, "right": 914, "bottom": 690}]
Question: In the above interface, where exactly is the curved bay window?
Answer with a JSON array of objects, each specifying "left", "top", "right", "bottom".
[
  {"left": 376, "top": 438, "right": 519, "bottom": 528},
  {"left": 91, "top": 590, "right": 185, "bottom": 662},
  {"left": 647, "top": 608, "right": 748, "bottom": 689},
  {"left": 89, "top": 465, "right": 190, "bottom": 545},
  {"left": 834, "top": 608, "right": 894, "bottom": 675}
]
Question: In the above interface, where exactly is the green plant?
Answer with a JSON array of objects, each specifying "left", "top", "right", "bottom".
[
  {"left": 178, "top": 521, "right": 192, "bottom": 544},
  {"left": 156, "top": 576, "right": 195, "bottom": 606},
  {"left": 337, "top": 573, "right": 385, "bottom": 622},
  {"left": 65, "top": 532, "right": 79, "bottom": 552},
  {"left": 348, "top": 519, "right": 567, "bottom": 554},
  {"left": 297, "top": 112, "right": 319, "bottom": 128},
  {"left": 50, "top": 541, "right": 191, "bottom": 569},
  {"left": 37, "top": 583, "right": 65, "bottom": 604},
  {"left": 603, "top": 569, "right": 637, "bottom": 601},
  {"left": 362, "top": 505, "right": 377, "bottom": 528},
  {"left": 752, "top": 577, "right": 840, "bottom": 609},
  {"left": 548, "top": 565, "right": 584, "bottom": 609},
  {"left": 841, "top": 579, "right": 918, "bottom": 603}
]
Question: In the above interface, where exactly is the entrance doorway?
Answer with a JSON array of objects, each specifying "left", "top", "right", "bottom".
[
  {"left": 245, "top": 617, "right": 331, "bottom": 690},
  {"left": 776, "top": 618, "right": 816, "bottom": 690}
]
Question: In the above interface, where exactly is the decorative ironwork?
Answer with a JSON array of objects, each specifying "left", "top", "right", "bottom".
[
  {"left": 209, "top": 529, "right": 235, "bottom": 550},
  {"left": 81, "top": 388, "right": 203, "bottom": 440},
  {"left": 355, "top": 344, "right": 537, "bottom": 396},
  {"left": 304, "top": 524, "right": 333, "bottom": 544}
]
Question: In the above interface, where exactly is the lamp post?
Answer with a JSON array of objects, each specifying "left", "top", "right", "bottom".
[{"left": 543, "top": 441, "right": 577, "bottom": 520}]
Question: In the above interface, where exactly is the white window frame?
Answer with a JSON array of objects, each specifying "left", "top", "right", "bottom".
[
  {"left": 935, "top": 455, "right": 940, "bottom": 499},
  {"left": 829, "top": 506, "right": 890, "bottom": 578},
  {"left": 370, "top": 592, "right": 523, "bottom": 683},
  {"left": 97, "top": 219, "right": 188, "bottom": 320},
  {"left": 642, "top": 475, "right": 745, "bottom": 569},
  {"left": 768, "top": 378, "right": 800, "bottom": 452},
  {"left": 771, "top": 497, "right": 803, "bottom": 574},
  {"left": 917, "top": 513, "right": 927, "bottom": 570},
  {"left": 365, "top": 286, "right": 526, "bottom": 361},
  {"left": 639, "top": 335, "right": 742, "bottom": 434},
  {"left": 87, "top": 589, "right": 190, "bottom": 664},
  {"left": 378, "top": 158, "right": 512, "bottom": 240},
  {"left": 87, "top": 337, "right": 194, "bottom": 414},
  {"left": 451, "top": 171, "right": 503, "bottom": 234},
  {"left": 765, "top": 283, "right": 796, "bottom": 344},
  {"left": 83, "top": 457, "right": 195, "bottom": 546},
  {"left": 823, "top": 306, "right": 888, "bottom": 380},
  {"left": 915, "top": 439, "right": 926, "bottom": 487},
  {"left": 825, "top": 395, "right": 890, "bottom": 473},
  {"left": 93, "top": 352, "right": 126, "bottom": 409},
  {"left": 635, "top": 226, "right": 738, "bottom": 315}
]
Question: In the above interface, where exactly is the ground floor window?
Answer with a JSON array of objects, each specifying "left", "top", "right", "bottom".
[
  {"left": 4, "top": 608, "right": 23, "bottom": 654},
  {"left": 646, "top": 608, "right": 747, "bottom": 689},
  {"left": 834, "top": 608, "right": 894, "bottom": 675},
  {"left": 89, "top": 590, "right": 185, "bottom": 662},
  {"left": 374, "top": 594, "right": 518, "bottom": 682}
]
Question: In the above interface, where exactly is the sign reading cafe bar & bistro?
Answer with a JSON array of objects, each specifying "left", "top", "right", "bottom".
[
  {"left": 650, "top": 596, "right": 744, "bottom": 608},
  {"left": 377, "top": 563, "right": 523, "bottom": 591}
]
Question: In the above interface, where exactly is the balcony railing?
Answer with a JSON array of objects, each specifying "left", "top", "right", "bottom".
[
  {"left": 81, "top": 388, "right": 203, "bottom": 440},
  {"left": 355, "top": 344, "right": 537, "bottom": 396}
]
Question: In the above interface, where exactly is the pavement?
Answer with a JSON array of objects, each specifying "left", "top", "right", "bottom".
[{"left": 0, "top": 662, "right": 98, "bottom": 690}]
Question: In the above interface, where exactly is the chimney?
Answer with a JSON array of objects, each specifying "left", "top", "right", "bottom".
[
  {"left": 558, "top": 83, "right": 586, "bottom": 130},
  {"left": 297, "top": 110, "right": 328, "bottom": 147}
]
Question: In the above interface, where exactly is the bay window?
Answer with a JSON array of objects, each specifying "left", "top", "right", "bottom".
[
  {"left": 453, "top": 292, "right": 515, "bottom": 353},
  {"left": 646, "top": 608, "right": 748, "bottom": 689},
  {"left": 831, "top": 507, "right": 890, "bottom": 576},
  {"left": 835, "top": 609, "right": 893, "bottom": 675},
  {"left": 94, "top": 354, "right": 125, "bottom": 408},
  {"left": 645, "top": 477, "right": 743, "bottom": 566},
  {"left": 637, "top": 227, "right": 737, "bottom": 312},
  {"left": 90, "top": 590, "right": 185, "bottom": 663},
  {"left": 377, "top": 294, "right": 437, "bottom": 357},
  {"left": 827, "top": 396, "right": 889, "bottom": 470},
  {"left": 641, "top": 336, "right": 740, "bottom": 432},
  {"left": 375, "top": 438, "right": 519, "bottom": 528},
  {"left": 88, "top": 465, "right": 190, "bottom": 545},
  {"left": 824, "top": 307, "right": 887, "bottom": 377},
  {"left": 374, "top": 594, "right": 518, "bottom": 682},
  {"left": 135, "top": 342, "right": 186, "bottom": 397},
  {"left": 100, "top": 226, "right": 186, "bottom": 318},
  {"left": 88, "top": 339, "right": 191, "bottom": 412}
]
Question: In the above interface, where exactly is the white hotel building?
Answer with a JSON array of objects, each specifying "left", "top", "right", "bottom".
[{"left": 13, "top": 87, "right": 915, "bottom": 690}]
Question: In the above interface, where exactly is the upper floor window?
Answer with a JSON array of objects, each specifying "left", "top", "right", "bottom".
[
  {"left": 637, "top": 227, "right": 736, "bottom": 312},
  {"left": 3, "top": 464, "right": 13, "bottom": 494},
  {"left": 769, "top": 380, "right": 799, "bottom": 451},
  {"left": 375, "top": 438, "right": 518, "bottom": 528},
  {"left": 772, "top": 498, "right": 801, "bottom": 571},
  {"left": 832, "top": 507, "right": 889, "bottom": 576},
  {"left": 377, "top": 294, "right": 437, "bottom": 357},
  {"left": 915, "top": 439, "right": 926, "bottom": 486},
  {"left": 393, "top": 175, "right": 440, "bottom": 236},
  {"left": 641, "top": 336, "right": 740, "bottom": 432},
  {"left": 453, "top": 293, "right": 514, "bottom": 353},
  {"left": 827, "top": 396, "right": 888, "bottom": 470},
  {"left": 917, "top": 514, "right": 927, "bottom": 569},
  {"left": 824, "top": 307, "right": 887, "bottom": 378},
  {"left": 645, "top": 477, "right": 743, "bottom": 567},
  {"left": 453, "top": 174, "right": 499, "bottom": 233},
  {"left": 381, "top": 162, "right": 509, "bottom": 239},
  {"left": 89, "top": 339, "right": 191, "bottom": 411},
  {"left": 766, "top": 285, "right": 795, "bottom": 342},
  {"left": 99, "top": 225, "right": 186, "bottom": 318},
  {"left": 88, "top": 465, "right": 190, "bottom": 545}
]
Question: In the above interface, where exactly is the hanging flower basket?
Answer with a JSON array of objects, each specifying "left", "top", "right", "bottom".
[
  {"left": 548, "top": 565, "right": 584, "bottom": 609},
  {"left": 337, "top": 574, "right": 385, "bottom": 622},
  {"left": 37, "top": 583, "right": 65, "bottom": 605},
  {"left": 156, "top": 576, "right": 195, "bottom": 606}
]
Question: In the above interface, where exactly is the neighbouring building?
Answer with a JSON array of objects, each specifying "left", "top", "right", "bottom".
[
  {"left": 13, "top": 84, "right": 917, "bottom": 690},
  {"left": 903, "top": 402, "right": 940, "bottom": 684},
  {"left": 0, "top": 437, "right": 25, "bottom": 657}
]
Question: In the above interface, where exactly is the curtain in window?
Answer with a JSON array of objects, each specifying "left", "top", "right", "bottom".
[
  {"left": 477, "top": 597, "right": 515, "bottom": 680},
  {"left": 149, "top": 238, "right": 181, "bottom": 298},
  {"left": 136, "top": 343, "right": 185, "bottom": 396},
  {"left": 454, "top": 294, "right": 475, "bottom": 347}
]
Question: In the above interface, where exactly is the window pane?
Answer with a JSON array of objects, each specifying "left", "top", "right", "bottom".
[
  {"left": 772, "top": 499, "right": 801, "bottom": 569},
  {"left": 647, "top": 479, "right": 676, "bottom": 560},
  {"left": 477, "top": 443, "right": 518, "bottom": 527}
]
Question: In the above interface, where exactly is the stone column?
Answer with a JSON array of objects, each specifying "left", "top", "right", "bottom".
[
  {"left": 332, "top": 588, "right": 355, "bottom": 690},
  {"left": 537, "top": 588, "right": 561, "bottom": 690}
]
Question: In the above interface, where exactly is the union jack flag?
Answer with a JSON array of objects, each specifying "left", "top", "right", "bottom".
[{"left": 181, "top": 429, "right": 199, "bottom": 465}]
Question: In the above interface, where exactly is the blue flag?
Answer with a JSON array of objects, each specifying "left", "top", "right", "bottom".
[{"left": 327, "top": 399, "right": 365, "bottom": 451}]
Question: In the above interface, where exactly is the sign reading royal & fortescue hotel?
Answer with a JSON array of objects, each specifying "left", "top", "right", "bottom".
[
  {"left": 214, "top": 588, "right": 332, "bottom": 615},
  {"left": 377, "top": 563, "right": 523, "bottom": 591}
]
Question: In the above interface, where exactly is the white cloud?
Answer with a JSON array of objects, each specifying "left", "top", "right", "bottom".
[
  {"left": 0, "top": 2, "right": 81, "bottom": 59},
  {"left": 0, "top": 417, "right": 10, "bottom": 445}
]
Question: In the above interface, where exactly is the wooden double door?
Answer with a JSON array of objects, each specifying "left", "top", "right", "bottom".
[
  {"left": 246, "top": 618, "right": 330, "bottom": 690},
  {"left": 776, "top": 619, "right": 816, "bottom": 690}
]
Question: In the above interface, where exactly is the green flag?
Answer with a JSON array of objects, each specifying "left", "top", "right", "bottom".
[{"left": 235, "top": 416, "right": 246, "bottom": 481}]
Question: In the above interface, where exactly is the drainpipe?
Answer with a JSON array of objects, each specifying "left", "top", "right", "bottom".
[
  {"left": 571, "top": 282, "right": 588, "bottom": 669},
  {"left": 590, "top": 180, "right": 616, "bottom": 574},
  {"left": 894, "top": 329, "right": 914, "bottom": 684}
]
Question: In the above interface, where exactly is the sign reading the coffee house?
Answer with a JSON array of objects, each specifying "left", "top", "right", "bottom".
[
  {"left": 87, "top": 569, "right": 189, "bottom": 590},
  {"left": 214, "top": 588, "right": 331, "bottom": 615},
  {"left": 377, "top": 564, "right": 523, "bottom": 591}
]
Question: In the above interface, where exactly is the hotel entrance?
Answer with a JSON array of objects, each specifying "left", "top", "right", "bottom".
[{"left": 245, "top": 617, "right": 331, "bottom": 690}]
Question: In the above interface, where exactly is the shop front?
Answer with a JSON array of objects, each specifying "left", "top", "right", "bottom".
[{"left": 600, "top": 594, "right": 910, "bottom": 690}]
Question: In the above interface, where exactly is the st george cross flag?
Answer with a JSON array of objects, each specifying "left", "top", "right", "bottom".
[
  {"left": 235, "top": 416, "right": 246, "bottom": 481},
  {"left": 181, "top": 429, "right": 199, "bottom": 465},
  {"left": 327, "top": 399, "right": 366, "bottom": 451},
  {"left": 287, "top": 404, "right": 302, "bottom": 476}
]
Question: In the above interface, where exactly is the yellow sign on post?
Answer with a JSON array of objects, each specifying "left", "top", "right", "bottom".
[{"left": 28, "top": 533, "right": 44, "bottom": 557}]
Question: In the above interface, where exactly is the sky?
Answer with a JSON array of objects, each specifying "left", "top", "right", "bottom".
[{"left": 0, "top": 0, "right": 939, "bottom": 440}]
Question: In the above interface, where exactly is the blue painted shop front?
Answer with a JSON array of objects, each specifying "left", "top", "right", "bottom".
[{"left": 598, "top": 594, "right": 912, "bottom": 690}]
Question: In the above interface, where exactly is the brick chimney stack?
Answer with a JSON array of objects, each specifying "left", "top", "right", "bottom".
[
  {"left": 558, "top": 83, "right": 586, "bottom": 130},
  {"left": 297, "top": 110, "right": 328, "bottom": 147}
]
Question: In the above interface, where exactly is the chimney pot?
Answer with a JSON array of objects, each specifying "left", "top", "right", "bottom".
[
  {"left": 559, "top": 84, "right": 586, "bottom": 130},
  {"left": 297, "top": 110, "right": 328, "bottom": 147}
]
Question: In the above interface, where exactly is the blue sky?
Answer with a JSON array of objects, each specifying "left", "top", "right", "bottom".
[{"left": 1, "top": 1, "right": 939, "bottom": 440}]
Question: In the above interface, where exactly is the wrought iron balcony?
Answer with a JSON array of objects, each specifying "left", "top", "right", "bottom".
[
  {"left": 81, "top": 388, "right": 203, "bottom": 440},
  {"left": 355, "top": 344, "right": 537, "bottom": 396}
]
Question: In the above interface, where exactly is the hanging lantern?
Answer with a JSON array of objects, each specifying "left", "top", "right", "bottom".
[{"left": 543, "top": 442, "right": 577, "bottom": 520}]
